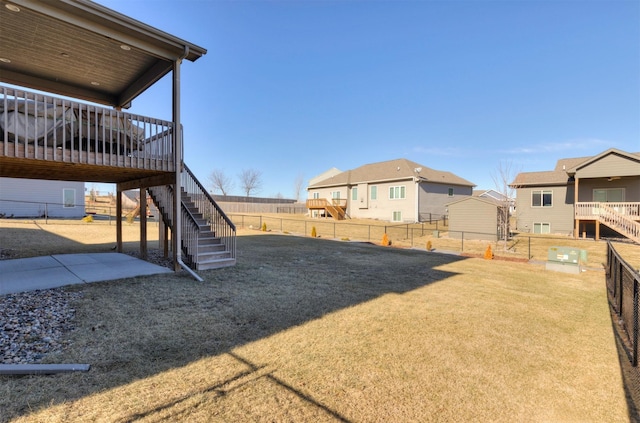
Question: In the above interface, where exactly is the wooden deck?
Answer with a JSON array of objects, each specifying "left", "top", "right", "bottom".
[{"left": 1, "top": 85, "right": 175, "bottom": 185}]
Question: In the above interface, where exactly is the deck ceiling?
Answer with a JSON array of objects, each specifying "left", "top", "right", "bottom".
[{"left": 0, "top": 0, "right": 206, "bottom": 108}]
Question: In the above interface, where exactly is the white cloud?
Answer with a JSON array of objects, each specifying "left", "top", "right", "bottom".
[{"left": 499, "top": 138, "right": 611, "bottom": 155}]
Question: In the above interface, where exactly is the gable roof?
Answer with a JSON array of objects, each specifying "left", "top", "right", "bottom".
[
  {"left": 565, "top": 148, "right": 640, "bottom": 174},
  {"left": 0, "top": 0, "right": 206, "bottom": 108},
  {"left": 511, "top": 149, "right": 640, "bottom": 187},
  {"left": 309, "top": 158, "right": 475, "bottom": 188}
]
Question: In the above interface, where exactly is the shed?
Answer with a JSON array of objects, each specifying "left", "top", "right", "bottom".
[{"left": 447, "top": 196, "right": 508, "bottom": 241}]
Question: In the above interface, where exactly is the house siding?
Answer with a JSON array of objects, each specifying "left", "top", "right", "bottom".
[
  {"left": 515, "top": 185, "right": 574, "bottom": 235},
  {"left": 0, "top": 177, "right": 85, "bottom": 218},
  {"left": 419, "top": 183, "right": 473, "bottom": 221},
  {"left": 575, "top": 154, "right": 640, "bottom": 178},
  {"left": 448, "top": 198, "right": 499, "bottom": 241},
  {"left": 350, "top": 180, "right": 417, "bottom": 221}
]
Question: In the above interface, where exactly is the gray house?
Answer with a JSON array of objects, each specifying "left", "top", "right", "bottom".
[
  {"left": 307, "top": 158, "right": 475, "bottom": 222},
  {"left": 0, "top": 177, "right": 85, "bottom": 218},
  {"left": 447, "top": 196, "right": 508, "bottom": 241},
  {"left": 510, "top": 148, "right": 639, "bottom": 243}
]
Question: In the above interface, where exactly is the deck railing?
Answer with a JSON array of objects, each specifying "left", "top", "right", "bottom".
[
  {"left": 1, "top": 84, "right": 175, "bottom": 171},
  {"left": 575, "top": 202, "right": 640, "bottom": 220}
]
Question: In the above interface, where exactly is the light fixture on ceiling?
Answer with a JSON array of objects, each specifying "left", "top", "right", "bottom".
[
  {"left": 60, "top": 53, "right": 70, "bottom": 58},
  {"left": 607, "top": 176, "right": 621, "bottom": 182},
  {"left": 120, "top": 44, "right": 131, "bottom": 51},
  {"left": 5, "top": 4, "right": 20, "bottom": 12},
  {"left": 90, "top": 81, "right": 100, "bottom": 86},
  {"left": 0, "top": 58, "right": 11, "bottom": 63}
]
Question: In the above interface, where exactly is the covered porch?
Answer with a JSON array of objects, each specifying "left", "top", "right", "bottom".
[{"left": 568, "top": 149, "right": 640, "bottom": 243}]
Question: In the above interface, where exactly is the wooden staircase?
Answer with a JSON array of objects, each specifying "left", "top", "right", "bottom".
[
  {"left": 597, "top": 204, "right": 640, "bottom": 244},
  {"left": 306, "top": 198, "right": 348, "bottom": 220},
  {"left": 147, "top": 165, "right": 236, "bottom": 271}
]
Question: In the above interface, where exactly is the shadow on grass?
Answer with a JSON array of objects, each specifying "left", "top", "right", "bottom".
[
  {"left": 0, "top": 225, "right": 154, "bottom": 259},
  {"left": 1, "top": 234, "right": 466, "bottom": 421}
]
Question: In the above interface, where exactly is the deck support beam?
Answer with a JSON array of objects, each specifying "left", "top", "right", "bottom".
[
  {"left": 116, "top": 184, "right": 123, "bottom": 252},
  {"left": 172, "top": 55, "right": 184, "bottom": 272},
  {"left": 140, "top": 187, "right": 147, "bottom": 260}
]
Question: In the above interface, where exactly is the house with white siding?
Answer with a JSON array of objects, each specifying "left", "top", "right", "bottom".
[
  {"left": 510, "top": 148, "right": 639, "bottom": 243},
  {"left": 307, "top": 158, "right": 475, "bottom": 222},
  {"left": 0, "top": 177, "right": 84, "bottom": 218}
]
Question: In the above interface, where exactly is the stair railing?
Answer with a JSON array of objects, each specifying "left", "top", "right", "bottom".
[
  {"left": 600, "top": 203, "right": 640, "bottom": 243},
  {"left": 181, "top": 164, "right": 236, "bottom": 260}
]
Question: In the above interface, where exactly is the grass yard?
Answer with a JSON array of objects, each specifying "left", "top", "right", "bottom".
[{"left": 0, "top": 221, "right": 636, "bottom": 422}]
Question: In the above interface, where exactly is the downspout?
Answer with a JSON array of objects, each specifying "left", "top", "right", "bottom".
[{"left": 172, "top": 46, "right": 203, "bottom": 282}]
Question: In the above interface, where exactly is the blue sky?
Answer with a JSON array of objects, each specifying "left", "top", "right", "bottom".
[{"left": 95, "top": 0, "right": 639, "bottom": 198}]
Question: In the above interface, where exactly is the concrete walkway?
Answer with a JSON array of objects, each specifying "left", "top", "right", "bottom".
[{"left": 0, "top": 253, "right": 173, "bottom": 296}]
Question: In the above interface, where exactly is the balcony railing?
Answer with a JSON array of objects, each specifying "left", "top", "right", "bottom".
[
  {"left": 1, "top": 84, "right": 175, "bottom": 171},
  {"left": 575, "top": 202, "right": 640, "bottom": 220}
]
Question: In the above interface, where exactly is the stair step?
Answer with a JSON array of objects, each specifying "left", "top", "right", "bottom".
[
  {"left": 199, "top": 244, "right": 225, "bottom": 253},
  {"left": 196, "top": 257, "right": 236, "bottom": 270}
]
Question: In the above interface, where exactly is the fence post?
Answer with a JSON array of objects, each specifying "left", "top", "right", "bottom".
[
  {"left": 333, "top": 222, "right": 336, "bottom": 239},
  {"left": 633, "top": 279, "right": 639, "bottom": 366},
  {"left": 368, "top": 225, "right": 371, "bottom": 241}
]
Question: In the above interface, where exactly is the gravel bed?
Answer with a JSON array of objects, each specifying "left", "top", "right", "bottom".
[{"left": 0, "top": 289, "right": 82, "bottom": 364}]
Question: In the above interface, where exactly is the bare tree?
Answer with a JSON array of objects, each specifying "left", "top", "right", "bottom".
[
  {"left": 239, "top": 168, "right": 262, "bottom": 197},
  {"left": 209, "top": 169, "right": 234, "bottom": 196},
  {"left": 293, "top": 173, "right": 305, "bottom": 202},
  {"left": 491, "top": 160, "right": 519, "bottom": 250}
]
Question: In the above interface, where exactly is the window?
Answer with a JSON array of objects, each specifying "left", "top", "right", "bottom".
[
  {"left": 533, "top": 222, "right": 550, "bottom": 234},
  {"left": 389, "top": 185, "right": 406, "bottom": 200},
  {"left": 370, "top": 186, "right": 377, "bottom": 200},
  {"left": 331, "top": 191, "right": 341, "bottom": 199},
  {"left": 593, "top": 188, "right": 624, "bottom": 203},
  {"left": 352, "top": 187, "right": 358, "bottom": 201},
  {"left": 63, "top": 189, "right": 76, "bottom": 208},
  {"left": 392, "top": 211, "right": 402, "bottom": 222},
  {"left": 312, "top": 192, "right": 319, "bottom": 199},
  {"left": 532, "top": 190, "right": 552, "bottom": 207},
  {"left": 448, "top": 188, "right": 454, "bottom": 197}
]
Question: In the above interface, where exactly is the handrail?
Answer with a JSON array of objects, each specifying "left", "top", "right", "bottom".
[{"left": 183, "top": 164, "right": 236, "bottom": 231}]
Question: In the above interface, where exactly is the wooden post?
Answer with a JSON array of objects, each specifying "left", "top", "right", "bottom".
[
  {"left": 574, "top": 176, "right": 580, "bottom": 239},
  {"left": 116, "top": 184, "right": 123, "bottom": 252},
  {"left": 595, "top": 220, "right": 600, "bottom": 241},
  {"left": 140, "top": 187, "right": 147, "bottom": 260}
]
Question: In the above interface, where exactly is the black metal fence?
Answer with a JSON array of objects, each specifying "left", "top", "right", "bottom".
[{"left": 607, "top": 241, "right": 640, "bottom": 366}]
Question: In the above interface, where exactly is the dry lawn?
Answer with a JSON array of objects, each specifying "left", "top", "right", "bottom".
[{"left": 0, "top": 220, "right": 635, "bottom": 422}]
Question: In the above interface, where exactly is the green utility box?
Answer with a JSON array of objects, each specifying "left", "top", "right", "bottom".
[{"left": 546, "top": 246, "right": 587, "bottom": 274}]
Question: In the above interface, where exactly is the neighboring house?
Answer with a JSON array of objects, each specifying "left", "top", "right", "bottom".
[
  {"left": 0, "top": 177, "right": 85, "bottom": 218},
  {"left": 473, "top": 189, "right": 515, "bottom": 214},
  {"left": 510, "top": 148, "right": 640, "bottom": 243},
  {"left": 307, "top": 158, "right": 475, "bottom": 222},
  {"left": 447, "top": 196, "right": 508, "bottom": 241}
]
